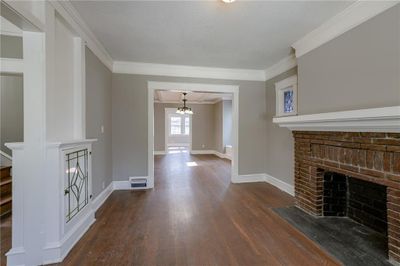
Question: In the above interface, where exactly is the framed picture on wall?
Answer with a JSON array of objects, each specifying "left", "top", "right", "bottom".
[{"left": 275, "top": 75, "right": 298, "bottom": 117}]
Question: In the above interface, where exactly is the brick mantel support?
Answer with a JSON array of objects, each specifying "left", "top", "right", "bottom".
[{"left": 293, "top": 131, "right": 400, "bottom": 263}]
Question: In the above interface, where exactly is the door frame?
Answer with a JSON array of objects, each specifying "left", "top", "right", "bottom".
[{"left": 147, "top": 81, "right": 239, "bottom": 188}]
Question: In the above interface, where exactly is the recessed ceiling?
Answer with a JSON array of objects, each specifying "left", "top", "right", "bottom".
[
  {"left": 72, "top": 1, "right": 352, "bottom": 70},
  {"left": 155, "top": 90, "right": 232, "bottom": 104}
]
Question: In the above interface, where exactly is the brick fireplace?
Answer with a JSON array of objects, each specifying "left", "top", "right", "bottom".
[{"left": 293, "top": 131, "right": 400, "bottom": 264}]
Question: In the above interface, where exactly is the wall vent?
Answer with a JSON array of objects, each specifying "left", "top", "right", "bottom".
[{"left": 129, "top": 177, "right": 147, "bottom": 188}]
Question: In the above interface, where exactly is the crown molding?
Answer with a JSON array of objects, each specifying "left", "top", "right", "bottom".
[
  {"left": 1, "top": 0, "right": 45, "bottom": 31},
  {"left": 292, "top": 1, "right": 399, "bottom": 58},
  {"left": 264, "top": 54, "right": 297, "bottom": 81},
  {"left": 113, "top": 61, "right": 266, "bottom": 81},
  {"left": 50, "top": 1, "right": 113, "bottom": 71}
]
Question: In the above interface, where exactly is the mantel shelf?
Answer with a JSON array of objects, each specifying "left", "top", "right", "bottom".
[
  {"left": 272, "top": 106, "right": 400, "bottom": 132},
  {"left": 47, "top": 139, "right": 98, "bottom": 149}
]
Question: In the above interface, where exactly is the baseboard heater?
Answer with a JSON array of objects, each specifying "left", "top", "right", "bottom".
[{"left": 129, "top": 177, "right": 147, "bottom": 188}]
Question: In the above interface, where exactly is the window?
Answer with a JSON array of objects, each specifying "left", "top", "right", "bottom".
[
  {"left": 184, "top": 117, "right": 190, "bottom": 135},
  {"left": 169, "top": 115, "right": 190, "bottom": 135},
  {"left": 275, "top": 75, "right": 297, "bottom": 117},
  {"left": 170, "top": 116, "right": 182, "bottom": 135}
]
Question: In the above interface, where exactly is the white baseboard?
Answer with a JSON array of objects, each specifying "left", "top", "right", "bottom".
[
  {"left": 42, "top": 208, "right": 95, "bottom": 265},
  {"left": 264, "top": 173, "right": 295, "bottom": 196},
  {"left": 113, "top": 177, "right": 151, "bottom": 190},
  {"left": 92, "top": 182, "right": 113, "bottom": 212},
  {"left": 233, "top": 173, "right": 294, "bottom": 196},
  {"left": 190, "top": 149, "right": 215, "bottom": 155},
  {"left": 157, "top": 148, "right": 231, "bottom": 160},
  {"left": 113, "top": 180, "right": 132, "bottom": 190},
  {"left": 233, "top": 173, "right": 266, "bottom": 183},
  {"left": 214, "top": 151, "right": 232, "bottom": 160},
  {"left": 5, "top": 246, "right": 26, "bottom": 266},
  {"left": 191, "top": 149, "right": 232, "bottom": 160},
  {"left": 167, "top": 143, "right": 190, "bottom": 147}
]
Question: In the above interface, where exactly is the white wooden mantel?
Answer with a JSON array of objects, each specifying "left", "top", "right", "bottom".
[{"left": 272, "top": 106, "right": 400, "bottom": 132}]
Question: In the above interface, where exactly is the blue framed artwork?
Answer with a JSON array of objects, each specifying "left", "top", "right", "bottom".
[
  {"left": 284, "top": 90, "right": 294, "bottom": 113},
  {"left": 275, "top": 75, "right": 297, "bottom": 117}
]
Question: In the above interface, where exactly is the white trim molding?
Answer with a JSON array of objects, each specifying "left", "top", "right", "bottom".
[
  {"left": 113, "top": 179, "right": 151, "bottom": 190},
  {"left": 114, "top": 61, "right": 266, "bottom": 81},
  {"left": 0, "top": 150, "right": 12, "bottom": 167},
  {"left": 214, "top": 151, "right": 231, "bottom": 160},
  {"left": 232, "top": 173, "right": 266, "bottom": 183},
  {"left": 264, "top": 173, "right": 295, "bottom": 196},
  {"left": 292, "top": 1, "right": 399, "bottom": 58},
  {"left": 0, "top": 150, "right": 12, "bottom": 161},
  {"left": 42, "top": 210, "right": 95, "bottom": 265},
  {"left": 264, "top": 54, "right": 297, "bottom": 81},
  {"left": 0, "top": 58, "right": 23, "bottom": 74},
  {"left": 92, "top": 182, "right": 113, "bottom": 212},
  {"left": 190, "top": 150, "right": 215, "bottom": 155},
  {"left": 190, "top": 150, "right": 231, "bottom": 160},
  {"left": 273, "top": 106, "right": 400, "bottom": 132},
  {"left": 148, "top": 81, "right": 239, "bottom": 189},
  {"left": 233, "top": 173, "right": 294, "bottom": 196}
]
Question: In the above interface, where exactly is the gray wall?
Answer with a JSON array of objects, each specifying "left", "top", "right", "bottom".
[
  {"left": 214, "top": 99, "right": 233, "bottom": 154},
  {"left": 112, "top": 73, "right": 266, "bottom": 181},
  {"left": 298, "top": 5, "right": 400, "bottom": 114},
  {"left": 1, "top": 74, "right": 24, "bottom": 156},
  {"left": 222, "top": 100, "right": 232, "bottom": 148},
  {"left": 214, "top": 101, "right": 223, "bottom": 153},
  {"left": 154, "top": 102, "right": 216, "bottom": 151},
  {"left": 85, "top": 48, "right": 113, "bottom": 198},
  {"left": 265, "top": 68, "right": 297, "bottom": 186},
  {"left": 0, "top": 35, "right": 23, "bottom": 59}
]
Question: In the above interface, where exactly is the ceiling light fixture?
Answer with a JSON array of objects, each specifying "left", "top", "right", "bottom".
[
  {"left": 176, "top": 92, "right": 193, "bottom": 115},
  {"left": 222, "top": 0, "right": 235, "bottom": 3}
]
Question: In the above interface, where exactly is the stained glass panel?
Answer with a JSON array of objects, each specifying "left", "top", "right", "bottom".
[
  {"left": 284, "top": 89, "right": 294, "bottom": 113},
  {"left": 65, "top": 149, "right": 89, "bottom": 223}
]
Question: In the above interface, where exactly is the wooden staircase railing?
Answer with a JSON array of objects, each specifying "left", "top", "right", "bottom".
[{"left": 0, "top": 166, "right": 12, "bottom": 217}]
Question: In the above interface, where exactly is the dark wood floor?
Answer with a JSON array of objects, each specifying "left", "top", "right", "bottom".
[{"left": 2, "top": 152, "right": 340, "bottom": 265}]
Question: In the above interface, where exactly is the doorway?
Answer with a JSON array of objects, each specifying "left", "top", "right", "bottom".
[
  {"left": 148, "top": 81, "right": 239, "bottom": 188},
  {"left": 165, "top": 108, "right": 192, "bottom": 152}
]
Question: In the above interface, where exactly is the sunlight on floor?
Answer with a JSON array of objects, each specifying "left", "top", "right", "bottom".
[
  {"left": 168, "top": 146, "right": 189, "bottom": 154},
  {"left": 186, "top": 161, "right": 198, "bottom": 167}
]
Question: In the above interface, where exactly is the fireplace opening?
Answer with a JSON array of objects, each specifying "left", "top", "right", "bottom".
[{"left": 323, "top": 172, "right": 387, "bottom": 235}]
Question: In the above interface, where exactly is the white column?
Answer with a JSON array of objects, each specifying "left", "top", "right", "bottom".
[{"left": 7, "top": 31, "right": 47, "bottom": 266}]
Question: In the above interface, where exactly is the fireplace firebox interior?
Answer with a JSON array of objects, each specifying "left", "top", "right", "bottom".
[{"left": 323, "top": 172, "right": 387, "bottom": 235}]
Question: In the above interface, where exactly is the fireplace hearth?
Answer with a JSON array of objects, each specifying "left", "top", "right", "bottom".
[{"left": 293, "top": 131, "right": 400, "bottom": 264}]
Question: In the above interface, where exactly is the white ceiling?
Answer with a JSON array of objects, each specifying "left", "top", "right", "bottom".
[
  {"left": 72, "top": 1, "right": 352, "bottom": 70},
  {"left": 155, "top": 90, "right": 232, "bottom": 104}
]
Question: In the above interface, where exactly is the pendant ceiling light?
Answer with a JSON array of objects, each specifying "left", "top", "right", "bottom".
[{"left": 176, "top": 92, "right": 193, "bottom": 115}]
